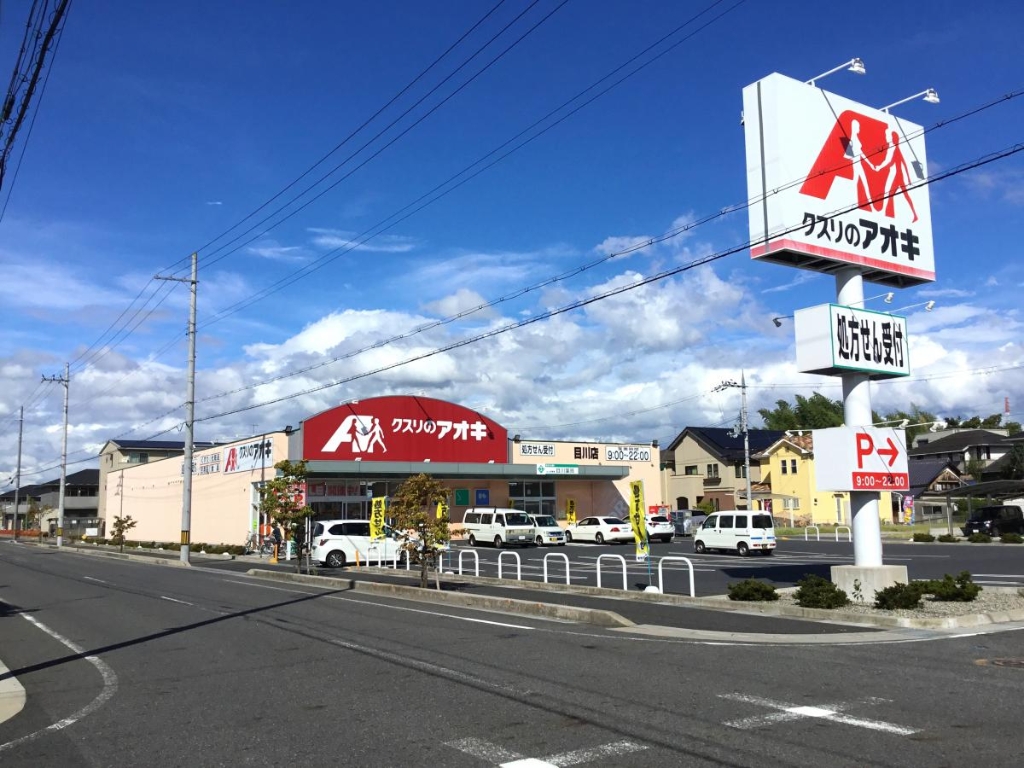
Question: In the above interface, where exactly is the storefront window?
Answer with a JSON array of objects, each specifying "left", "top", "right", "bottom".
[{"left": 508, "top": 483, "right": 558, "bottom": 518}]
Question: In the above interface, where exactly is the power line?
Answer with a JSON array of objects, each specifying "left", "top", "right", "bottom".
[
  {"left": 190, "top": 139, "right": 1024, "bottom": 424},
  {"left": 190, "top": 88, "right": 1023, "bottom": 408}
]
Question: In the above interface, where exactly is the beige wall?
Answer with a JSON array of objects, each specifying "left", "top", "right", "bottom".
[
  {"left": 511, "top": 440, "right": 662, "bottom": 517},
  {"left": 103, "top": 433, "right": 288, "bottom": 545},
  {"left": 662, "top": 434, "right": 763, "bottom": 511}
]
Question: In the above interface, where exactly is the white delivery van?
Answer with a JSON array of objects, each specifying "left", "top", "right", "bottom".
[
  {"left": 462, "top": 508, "right": 536, "bottom": 548},
  {"left": 693, "top": 511, "right": 775, "bottom": 556}
]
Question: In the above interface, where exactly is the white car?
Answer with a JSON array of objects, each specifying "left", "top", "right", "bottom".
[
  {"left": 564, "top": 516, "right": 634, "bottom": 545},
  {"left": 645, "top": 515, "right": 675, "bottom": 543},
  {"left": 311, "top": 519, "right": 403, "bottom": 568},
  {"left": 528, "top": 514, "right": 566, "bottom": 546}
]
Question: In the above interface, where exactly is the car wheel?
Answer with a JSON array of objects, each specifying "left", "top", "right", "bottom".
[
  {"left": 468, "top": 534, "right": 477, "bottom": 547},
  {"left": 493, "top": 535, "right": 503, "bottom": 549},
  {"left": 661, "top": 535, "right": 672, "bottom": 543},
  {"left": 694, "top": 540, "right": 706, "bottom": 554},
  {"left": 595, "top": 532, "right": 605, "bottom": 544},
  {"left": 737, "top": 542, "right": 749, "bottom": 556},
  {"left": 761, "top": 549, "right": 774, "bottom": 556},
  {"left": 326, "top": 550, "right": 346, "bottom": 568},
  {"left": 565, "top": 531, "right": 573, "bottom": 543},
  {"left": 536, "top": 535, "right": 544, "bottom": 546}
]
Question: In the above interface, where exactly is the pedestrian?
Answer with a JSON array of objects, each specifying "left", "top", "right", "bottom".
[{"left": 271, "top": 523, "right": 282, "bottom": 557}]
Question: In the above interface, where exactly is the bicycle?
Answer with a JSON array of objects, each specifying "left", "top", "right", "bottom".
[{"left": 244, "top": 533, "right": 275, "bottom": 557}]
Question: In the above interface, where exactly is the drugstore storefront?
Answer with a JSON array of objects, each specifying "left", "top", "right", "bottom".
[{"left": 299, "top": 396, "right": 662, "bottom": 524}]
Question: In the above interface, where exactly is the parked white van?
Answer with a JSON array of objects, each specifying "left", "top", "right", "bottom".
[
  {"left": 693, "top": 511, "right": 775, "bottom": 556},
  {"left": 311, "top": 519, "right": 404, "bottom": 568},
  {"left": 462, "top": 508, "right": 536, "bottom": 548}
]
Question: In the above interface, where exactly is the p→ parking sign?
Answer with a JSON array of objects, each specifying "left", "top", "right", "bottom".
[{"left": 813, "top": 426, "right": 909, "bottom": 492}]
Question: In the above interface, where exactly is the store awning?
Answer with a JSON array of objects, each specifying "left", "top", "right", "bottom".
[{"left": 303, "top": 461, "right": 630, "bottom": 481}]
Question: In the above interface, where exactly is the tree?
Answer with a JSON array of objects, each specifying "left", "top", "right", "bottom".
[
  {"left": 25, "top": 500, "right": 52, "bottom": 531},
  {"left": 1003, "top": 444, "right": 1024, "bottom": 480},
  {"left": 1006, "top": 422, "right": 1022, "bottom": 436},
  {"left": 111, "top": 514, "right": 137, "bottom": 553},
  {"left": 387, "top": 473, "right": 451, "bottom": 589},
  {"left": 758, "top": 393, "right": 847, "bottom": 430},
  {"left": 258, "top": 460, "right": 314, "bottom": 573},
  {"left": 963, "top": 457, "right": 987, "bottom": 483},
  {"left": 878, "top": 404, "right": 938, "bottom": 444}
]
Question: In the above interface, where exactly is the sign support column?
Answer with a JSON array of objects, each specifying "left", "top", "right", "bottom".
[{"left": 836, "top": 268, "right": 883, "bottom": 568}]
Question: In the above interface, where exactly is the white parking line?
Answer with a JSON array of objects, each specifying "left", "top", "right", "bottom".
[
  {"left": 446, "top": 737, "right": 647, "bottom": 767},
  {"left": 159, "top": 596, "right": 193, "bottom": 606},
  {"left": 83, "top": 576, "right": 107, "bottom": 584}
]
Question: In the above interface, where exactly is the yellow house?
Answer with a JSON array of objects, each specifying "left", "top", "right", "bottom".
[{"left": 756, "top": 433, "right": 892, "bottom": 526}]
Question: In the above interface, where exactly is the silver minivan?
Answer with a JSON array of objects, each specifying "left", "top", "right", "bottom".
[{"left": 693, "top": 511, "right": 775, "bottom": 556}]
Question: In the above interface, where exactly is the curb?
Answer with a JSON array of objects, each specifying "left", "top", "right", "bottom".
[
  {"left": 0, "top": 656, "right": 27, "bottom": 726},
  {"left": 346, "top": 565, "right": 1024, "bottom": 631},
  {"left": 31, "top": 543, "right": 192, "bottom": 568},
  {"left": 246, "top": 569, "right": 635, "bottom": 628}
]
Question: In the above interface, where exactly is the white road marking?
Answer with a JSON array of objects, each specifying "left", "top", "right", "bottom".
[
  {"left": 82, "top": 576, "right": 107, "bottom": 584},
  {"left": 159, "top": 596, "right": 193, "bottom": 606},
  {"left": 447, "top": 737, "right": 646, "bottom": 767},
  {"left": 972, "top": 574, "right": 1024, "bottom": 578},
  {"left": 0, "top": 615, "right": 119, "bottom": 754},
  {"left": 721, "top": 693, "right": 916, "bottom": 735}
]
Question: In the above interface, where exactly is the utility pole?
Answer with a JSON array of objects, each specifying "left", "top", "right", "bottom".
[
  {"left": 714, "top": 375, "right": 753, "bottom": 511},
  {"left": 41, "top": 364, "right": 69, "bottom": 548},
  {"left": 156, "top": 253, "right": 198, "bottom": 565},
  {"left": 12, "top": 406, "right": 23, "bottom": 540}
]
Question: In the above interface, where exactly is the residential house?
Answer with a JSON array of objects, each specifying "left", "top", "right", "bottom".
[
  {"left": 908, "top": 429, "right": 1012, "bottom": 476},
  {"left": 0, "top": 469, "right": 99, "bottom": 535},
  {"left": 902, "top": 459, "right": 963, "bottom": 521},
  {"left": 660, "top": 427, "right": 785, "bottom": 511},
  {"left": 979, "top": 432, "right": 1024, "bottom": 481},
  {"left": 755, "top": 432, "right": 894, "bottom": 525}
]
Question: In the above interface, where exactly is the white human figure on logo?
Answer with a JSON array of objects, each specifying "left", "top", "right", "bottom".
[{"left": 366, "top": 417, "right": 387, "bottom": 454}]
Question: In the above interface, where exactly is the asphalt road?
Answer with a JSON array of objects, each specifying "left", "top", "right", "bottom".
[{"left": 3, "top": 542, "right": 1024, "bottom": 767}]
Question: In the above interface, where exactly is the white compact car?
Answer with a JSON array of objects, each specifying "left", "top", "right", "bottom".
[
  {"left": 311, "top": 519, "right": 403, "bottom": 568},
  {"left": 645, "top": 515, "right": 675, "bottom": 543},
  {"left": 528, "top": 514, "right": 566, "bottom": 546},
  {"left": 564, "top": 517, "right": 634, "bottom": 544},
  {"left": 693, "top": 511, "right": 776, "bottom": 556}
]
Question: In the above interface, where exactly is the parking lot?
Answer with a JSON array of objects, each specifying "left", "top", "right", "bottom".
[{"left": 429, "top": 537, "right": 1024, "bottom": 597}]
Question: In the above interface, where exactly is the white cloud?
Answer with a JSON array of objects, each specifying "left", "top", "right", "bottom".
[
  {"left": 421, "top": 288, "right": 494, "bottom": 319},
  {"left": 307, "top": 228, "right": 417, "bottom": 253}
]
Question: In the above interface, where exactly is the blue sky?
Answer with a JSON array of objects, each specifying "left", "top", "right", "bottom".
[{"left": 1, "top": 0, "right": 1022, "bottom": 482}]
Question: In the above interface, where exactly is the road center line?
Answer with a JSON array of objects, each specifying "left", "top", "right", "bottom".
[{"left": 159, "top": 596, "right": 193, "bottom": 606}]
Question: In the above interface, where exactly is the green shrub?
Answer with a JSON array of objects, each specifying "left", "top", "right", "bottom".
[
  {"left": 874, "top": 581, "right": 926, "bottom": 610},
  {"left": 795, "top": 575, "right": 850, "bottom": 609},
  {"left": 912, "top": 532, "right": 936, "bottom": 542},
  {"left": 968, "top": 533, "right": 992, "bottom": 543},
  {"left": 924, "top": 571, "right": 981, "bottom": 602},
  {"left": 226, "top": 545, "right": 245, "bottom": 556},
  {"left": 1000, "top": 533, "right": 1024, "bottom": 544},
  {"left": 727, "top": 579, "right": 779, "bottom": 602},
  {"left": 937, "top": 534, "right": 957, "bottom": 543}
]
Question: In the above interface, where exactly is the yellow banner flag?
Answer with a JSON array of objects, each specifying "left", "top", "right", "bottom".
[
  {"left": 629, "top": 481, "right": 649, "bottom": 559},
  {"left": 566, "top": 498, "right": 576, "bottom": 525},
  {"left": 370, "top": 496, "right": 386, "bottom": 540},
  {"left": 436, "top": 499, "right": 449, "bottom": 520}
]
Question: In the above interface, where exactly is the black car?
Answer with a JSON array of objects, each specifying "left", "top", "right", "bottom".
[{"left": 961, "top": 505, "right": 1024, "bottom": 537}]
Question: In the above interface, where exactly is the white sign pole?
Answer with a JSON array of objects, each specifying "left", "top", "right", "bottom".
[{"left": 837, "top": 269, "right": 883, "bottom": 567}]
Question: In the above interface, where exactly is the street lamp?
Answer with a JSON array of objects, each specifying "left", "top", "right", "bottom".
[
  {"left": 881, "top": 88, "right": 940, "bottom": 113},
  {"left": 886, "top": 300, "right": 936, "bottom": 314},
  {"left": 806, "top": 57, "right": 866, "bottom": 87}
]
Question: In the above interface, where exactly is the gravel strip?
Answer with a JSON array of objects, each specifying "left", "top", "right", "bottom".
[{"left": 775, "top": 585, "right": 1024, "bottom": 619}]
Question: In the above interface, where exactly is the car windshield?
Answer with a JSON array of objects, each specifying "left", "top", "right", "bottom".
[
  {"left": 752, "top": 514, "right": 773, "bottom": 528},
  {"left": 505, "top": 513, "right": 532, "bottom": 525},
  {"left": 971, "top": 509, "right": 1000, "bottom": 521},
  {"left": 533, "top": 516, "right": 558, "bottom": 527},
  {"left": 602, "top": 517, "right": 626, "bottom": 524},
  {"left": 649, "top": 516, "right": 669, "bottom": 523}
]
